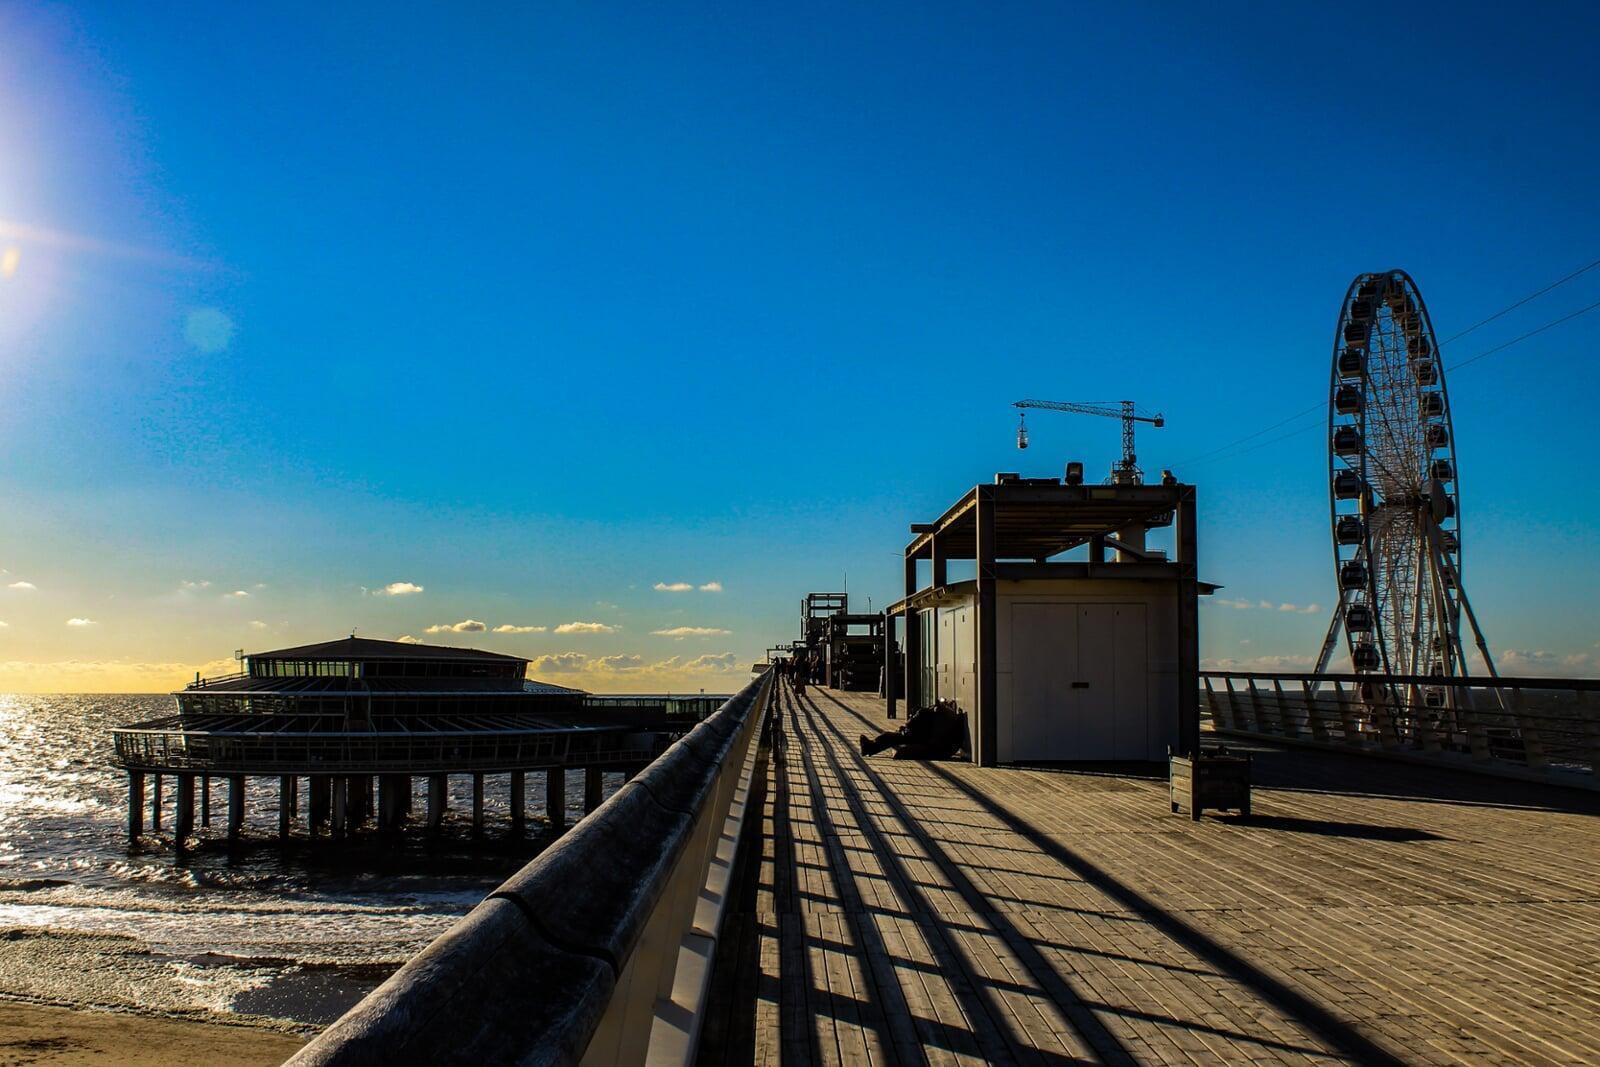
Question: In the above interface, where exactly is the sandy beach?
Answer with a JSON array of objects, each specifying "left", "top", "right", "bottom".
[{"left": 0, "top": 1000, "right": 307, "bottom": 1066}]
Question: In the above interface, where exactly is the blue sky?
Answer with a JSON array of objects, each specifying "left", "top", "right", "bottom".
[{"left": 1, "top": 2, "right": 1597, "bottom": 690}]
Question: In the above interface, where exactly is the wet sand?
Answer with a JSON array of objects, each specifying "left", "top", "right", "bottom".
[{"left": 0, "top": 1000, "right": 307, "bottom": 1065}]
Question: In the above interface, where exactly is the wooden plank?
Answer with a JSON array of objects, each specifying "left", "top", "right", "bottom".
[{"left": 746, "top": 687, "right": 1600, "bottom": 1066}]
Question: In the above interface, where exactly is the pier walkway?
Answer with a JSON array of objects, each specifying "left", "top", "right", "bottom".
[{"left": 702, "top": 685, "right": 1600, "bottom": 1065}]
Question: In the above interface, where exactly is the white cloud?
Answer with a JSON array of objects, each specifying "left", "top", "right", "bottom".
[
  {"left": 373, "top": 581, "right": 424, "bottom": 596},
  {"left": 554, "top": 621, "right": 616, "bottom": 634},
  {"left": 1206, "top": 596, "right": 1318, "bottom": 614},
  {"left": 526, "top": 649, "right": 748, "bottom": 679},
  {"left": 654, "top": 582, "right": 693, "bottom": 593},
  {"left": 1202, "top": 654, "right": 1315, "bottom": 671},
  {"left": 424, "top": 619, "right": 487, "bottom": 633},
  {"left": 180, "top": 579, "right": 211, "bottom": 591},
  {"left": 493, "top": 624, "right": 547, "bottom": 634},
  {"left": 699, "top": 582, "right": 723, "bottom": 593},
  {"left": 530, "top": 652, "right": 589, "bottom": 673},
  {"left": 248, "top": 620, "right": 268, "bottom": 630},
  {"left": 66, "top": 618, "right": 96, "bottom": 627},
  {"left": 225, "top": 590, "right": 250, "bottom": 599},
  {"left": 652, "top": 626, "right": 732, "bottom": 638},
  {"left": 1498, "top": 648, "right": 1593, "bottom": 676},
  {"left": 8, "top": 581, "right": 36, "bottom": 591},
  {"left": 683, "top": 652, "right": 742, "bottom": 672},
  {"left": 184, "top": 307, "right": 235, "bottom": 353},
  {"left": 395, "top": 634, "right": 422, "bottom": 644},
  {"left": 0, "top": 621, "right": 8, "bottom": 628}
]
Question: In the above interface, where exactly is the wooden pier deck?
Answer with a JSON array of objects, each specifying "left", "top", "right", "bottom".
[{"left": 700, "top": 685, "right": 1600, "bottom": 1066}]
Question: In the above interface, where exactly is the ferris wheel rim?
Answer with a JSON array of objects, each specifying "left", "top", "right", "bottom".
[{"left": 1326, "top": 269, "right": 1464, "bottom": 677}]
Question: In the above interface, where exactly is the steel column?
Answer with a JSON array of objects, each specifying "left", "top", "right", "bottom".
[
  {"left": 1175, "top": 486, "right": 1201, "bottom": 756},
  {"left": 278, "top": 776, "right": 295, "bottom": 838},
  {"left": 901, "top": 552, "right": 920, "bottom": 717},
  {"left": 127, "top": 771, "right": 144, "bottom": 842},
  {"left": 471, "top": 774, "right": 484, "bottom": 836},
  {"left": 227, "top": 774, "right": 245, "bottom": 841},
  {"left": 175, "top": 774, "right": 195, "bottom": 848},
  {"left": 974, "top": 485, "right": 998, "bottom": 766}
]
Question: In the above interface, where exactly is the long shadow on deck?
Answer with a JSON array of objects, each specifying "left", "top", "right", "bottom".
[
  {"left": 816, "top": 690, "right": 1406, "bottom": 1067},
  {"left": 799, "top": 691, "right": 1341, "bottom": 1065}
]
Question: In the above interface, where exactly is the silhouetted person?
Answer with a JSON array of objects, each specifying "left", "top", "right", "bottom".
[
  {"left": 860, "top": 699, "right": 965, "bottom": 760},
  {"left": 793, "top": 654, "right": 808, "bottom": 696}
]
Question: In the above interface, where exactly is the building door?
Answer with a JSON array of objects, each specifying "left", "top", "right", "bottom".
[
  {"left": 1009, "top": 602, "right": 1078, "bottom": 758},
  {"left": 1073, "top": 605, "right": 1120, "bottom": 758},
  {"left": 1008, "top": 601, "right": 1149, "bottom": 761}
]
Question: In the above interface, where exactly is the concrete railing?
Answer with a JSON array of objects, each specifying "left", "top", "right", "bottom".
[
  {"left": 287, "top": 670, "right": 774, "bottom": 1066},
  {"left": 1201, "top": 670, "right": 1599, "bottom": 789}
]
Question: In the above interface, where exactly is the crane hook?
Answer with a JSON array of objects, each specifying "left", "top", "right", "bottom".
[{"left": 1016, "top": 411, "right": 1029, "bottom": 450}]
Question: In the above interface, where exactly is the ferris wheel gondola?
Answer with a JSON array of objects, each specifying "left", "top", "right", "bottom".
[{"left": 1313, "top": 270, "right": 1499, "bottom": 690}]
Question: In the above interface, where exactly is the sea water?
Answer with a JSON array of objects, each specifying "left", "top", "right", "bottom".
[{"left": 0, "top": 694, "right": 602, "bottom": 1029}]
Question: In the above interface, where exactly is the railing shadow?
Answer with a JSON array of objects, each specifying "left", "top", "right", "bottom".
[
  {"left": 808, "top": 688, "right": 1401, "bottom": 1065},
  {"left": 795, "top": 690, "right": 1343, "bottom": 1064}
]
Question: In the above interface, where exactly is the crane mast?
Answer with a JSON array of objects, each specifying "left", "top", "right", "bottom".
[{"left": 1013, "top": 398, "right": 1165, "bottom": 484}]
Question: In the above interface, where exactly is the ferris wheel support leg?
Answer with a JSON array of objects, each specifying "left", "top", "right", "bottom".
[{"left": 1312, "top": 599, "right": 1347, "bottom": 681}]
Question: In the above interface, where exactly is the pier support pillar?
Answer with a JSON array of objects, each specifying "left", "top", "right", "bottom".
[
  {"left": 346, "top": 776, "right": 367, "bottom": 828},
  {"left": 362, "top": 776, "right": 374, "bottom": 825},
  {"left": 128, "top": 772, "right": 144, "bottom": 842},
  {"left": 509, "top": 771, "right": 525, "bottom": 836},
  {"left": 309, "top": 776, "right": 331, "bottom": 836},
  {"left": 471, "top": 774, "right": 484, "bottom": 837},
  {"left": 150, "top": 774, "right": 163, "bottom": 833},
  {"left": 331, "top": 778, "right": 347, "bottom": 838},
  {"left": 546, "top": 769, "right": 566, "bottom": 833},
  {"left": 377, "top": 776, "right": 398, "bottom": 832},
  {"left": 278, "top": 776, "right": 295, "bottom": 839},
  {"left": 201, "top": 775, "right": 211, "bottom": 827},
  {"left": 427, "top": 775, "right": 446, "bottom": 832},
  {"left": 227, "top": 775, "right": 245, "bottom": 841},
  {"left": 584, "top": 767, "right": 603, "bottom": 814},
  {"left": 175, "top": 774, "right": 195, "bottom": 848}
]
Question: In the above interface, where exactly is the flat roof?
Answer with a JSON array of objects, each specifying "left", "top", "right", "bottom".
[
  {"left": 179, "top": 675, "right": 587, "bottom": 697},
  {"left": 249, "top": 636, "right": 525, "bottom": 662},
  {"left": 906, "top": 482, "right": 1190, "bottom": 561}
]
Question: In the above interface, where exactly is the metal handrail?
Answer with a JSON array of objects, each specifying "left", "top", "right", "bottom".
[
  {"left": 1200, "top": 670, "right": 1599, "bottom": 786},
  {"left": 183, "top": 671, "right": 250, "bottom": 690},
  {"left": 1200, "top": 669, "right": 1600, "bottom": 691}
]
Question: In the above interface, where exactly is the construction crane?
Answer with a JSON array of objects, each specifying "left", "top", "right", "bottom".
[{"left": 1013, "top": 399, "right": 1165, "bottom": 484}]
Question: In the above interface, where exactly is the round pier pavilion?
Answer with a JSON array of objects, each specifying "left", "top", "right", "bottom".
[{"left": 112, "top": 637, "right": 677, "bottom": 847}]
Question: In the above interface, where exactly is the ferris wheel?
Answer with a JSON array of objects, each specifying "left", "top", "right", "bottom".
[{"left": 1313, "top": 270, "right": 1499, "bottom": 683}]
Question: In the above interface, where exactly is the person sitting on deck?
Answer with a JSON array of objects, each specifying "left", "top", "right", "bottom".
[{"left": 860, "top": 699, "right": 966, "bottom": 760}]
